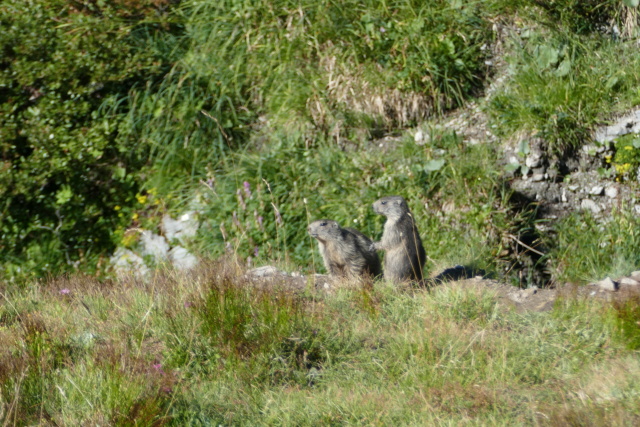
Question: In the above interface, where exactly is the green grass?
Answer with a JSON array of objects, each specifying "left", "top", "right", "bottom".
[
  {"left": 489, "top": 32, "right": 640, "bottom": 155},
  {"left": 2, "top": 262, "right": 640, "bottom": 424},
  {"left": 546, "top": 208, "right": 640, "bottom": 284}
]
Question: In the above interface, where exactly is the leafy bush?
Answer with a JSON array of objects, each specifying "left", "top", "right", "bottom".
[{"left": 0, "top": 0, "right": 179, "bottom": 278}]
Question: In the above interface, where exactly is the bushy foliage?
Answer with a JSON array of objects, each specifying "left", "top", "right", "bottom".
[{"left": 0, "top": 0, "right": 179, "bottom": 278}]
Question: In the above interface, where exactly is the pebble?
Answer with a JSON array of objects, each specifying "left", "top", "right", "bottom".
[
  {"left": 589, "top": 186, "right": 604, "bottom": 196},
  {"left": 581, "top": 199, "right": 601, "bottom": 214},
  {"left": 525, "top": 154, "right": 542, "bottom": 168},
  {"left": 605, "top": 186, "right": 619, "bottom": 198}
]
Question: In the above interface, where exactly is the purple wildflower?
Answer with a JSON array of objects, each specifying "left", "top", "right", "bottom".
[
  {"left": 243, "top": 181, "right": 252, "bottom": 198},
  {"left": 257, "top": 215, "right": 264, "bottom": 231},
  {"left": 253, "top": 246, "right": 259, "bottom": 257},
  {"left": 236, "top": 189, "right": 246, "bottom": 210},
  {"left": 59, "top": 288, "right": 70, "bottom": 295},
  {"left": 232, "top": 211, "right": 241, "bottom": 228},
  {"left": 152, "top": 363, "right": 165, "bottom": 375},
  {"left": 184, "top": 301, "right": 193, "bottom": 308}
]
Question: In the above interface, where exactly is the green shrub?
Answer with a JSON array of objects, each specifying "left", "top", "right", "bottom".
[{"left": 0, "top": 0, "right": 179, "bottom": 279}]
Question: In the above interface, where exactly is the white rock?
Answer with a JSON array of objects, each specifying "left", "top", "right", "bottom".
[
  {"left": 631, "top": 271, "right": 640, "bottom": 280},
  {"left": 525, "top": 154, "right": 542, "bottom": 168},
  {"left": 531, "top": 173, "right": 545, "bottom": 182},
  {"left": 140, "top": 231, "right": 170, "bottom": 260},
  {"left": 581, "top": 199, "right": 601, "bottom": 214},
  {"left": 595, "top": 277, "right": 618, "bottom": 291},
  {"left": 414, "top": 129, "right": 425, "bottom": 144},
  {"left": 110, "top": 247, "right": 149, "bottom": 278},
  {"left": 594, "top": 108, "right": 640, "bottom": 143},
  {"left": 605, "top": 186, "right": 619, "bottom": 198},
  {"left": 568, "top": 185, "right": 579, "bottom": 192},
  {"left": 620, "top": 277, "right": 640, "bottom": 286},
  {"left": 634, "top": 205, "right": 640, "bottom": 215},
  {"left": 589, "top": 186, "right": 604, "bottom": 196},
  {"left": 561, "top": 190, "right": 568, "bottom": 203},
  {"left": 169, "top": 246, "right": 198, "bottom": 270},
  {"left": 162, "top": 212, "right": 198, "bottom": 243},
  {"left": 248, "top": 265, "right": 288, "bottom": 278}
]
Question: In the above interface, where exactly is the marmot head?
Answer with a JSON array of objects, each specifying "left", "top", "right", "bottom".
[
  {"left": 308, "top": 219, "right": 341, "bottom": 242},
  {"left": 372, "top": 196, "right": 409, "bottom": 218}
]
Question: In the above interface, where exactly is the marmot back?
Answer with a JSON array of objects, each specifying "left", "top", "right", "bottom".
[
  {"left": 308, "top": 219, "right": 382, "bottom": 278},
  {"left": 371, "top": 196, "right": 426, "bottom": 282}
]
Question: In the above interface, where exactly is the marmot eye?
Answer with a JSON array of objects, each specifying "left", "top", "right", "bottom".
[
  {"left": 320, "top": 222, "right": 327, "bottom": 226},
  {"left": 381, "top": 201, "right": 387, "bottom": 205}
]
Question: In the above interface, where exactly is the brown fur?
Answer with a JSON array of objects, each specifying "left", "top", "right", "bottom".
[
  {"left": 371, "top": 196, "right": 426, "bottom": 282},
  {"left": 308, "top": 219, "right": 382, "bottom": 278}
]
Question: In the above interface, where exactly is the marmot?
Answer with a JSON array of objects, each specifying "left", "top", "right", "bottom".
[
  {"left": 308, "top": 219, "right": 382, "bottom": 278},
  {"left": 371, "top": 196, "right": 426, "bottom": 282}
]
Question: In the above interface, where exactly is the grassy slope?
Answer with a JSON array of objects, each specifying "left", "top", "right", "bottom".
[
  {"left": 2, "top": 261, "right": 640, "bottom": 424},
  {"left": 120, "top": 0, "right": 640, "bottom": 287},
  {"left": 3, "top": 0, "right": 640, "bottom": 424}
]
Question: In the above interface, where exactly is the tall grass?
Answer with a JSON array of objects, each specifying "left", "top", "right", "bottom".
[
  {"left": 2, "top": 264, "right": 640, "bottom": 424},
  {"left": 489, "top": 32, "right": 640, "bottom": 155}
]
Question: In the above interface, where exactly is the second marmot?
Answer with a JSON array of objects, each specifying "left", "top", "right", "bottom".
[
  {"left": 371, "top": 196, "right": 426, "bottom": 282},
  {"left": 308, "top": 219, "right": 382, "bottom": 278}
]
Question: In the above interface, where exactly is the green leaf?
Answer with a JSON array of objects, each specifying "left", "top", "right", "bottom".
[
  {"left": 55, "top": 185, "right": 73, "bottom": 205},
  {"left": 623, "top": 0, "right": 639, "bottom": 8},
  {"left": 555, "top": 59, "right": 572, "bottom": 77},
  {"left": 536, "top": 45, "right": 559, "bottom": 70},
  {"left": 632, "top": 138, "right": 640, "bottom": 149},
  {"left": 605, "top": 75, "right": 619, "bottom": 90},
  {"left": 424, "top": 159, "right": 445, "bottom": 172},
  {"left": 517, "top": 140, "right": 530, "bottom": 157},
  {"left": 504, "top": 162, "right": 520, "bottom": 173}
]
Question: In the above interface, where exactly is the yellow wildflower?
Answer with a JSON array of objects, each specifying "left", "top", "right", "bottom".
[{"left": 136, "top": 194, "right": 147, "bottom": 204}]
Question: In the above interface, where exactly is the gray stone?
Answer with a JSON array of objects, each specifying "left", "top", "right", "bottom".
[
  {"left": 525, "top": 153, "right": 542, "bottom": 168},
  {"left": 568, "top": 185, "right": 579, "bottom": 192},
  {"left": 248, "top": 265, "right": 288, "bottom": 278},
  {"left": 605, "top": 186, "right": 619, "bottom": 198},
  {"left": 635, "top": 205, "right": 640, "bottom": 215},
  {"left": 620, "top": 277, "right": 640, "bottom": 286},
  {"left": 594, "top": 108, "right": 640, "bottom": 143},
  {"left": 162, "top": 212, "right": 198, "bottom": 244},
  {"left": 531, "top": 173, "right": 545, "bottom": 182},
  {"left": 110, "top": 247, "right": 149, "bottom": 278},
  {"left": 589, "top": 186, "right": 604, "bottom": 196},
  {"left": 631, "top": 271, "right": 640, "bottom": 280},
  {"left": 140, "top": 231, "right": 170, "bottom": 260},
  {"left": 561, "top": 190, "right": 568, "bottom": 203},
  {"left": 595, "top": 277, "right": 618, "bottom": 291},
  {"left": 581, "top": 199, "right": 601, "bottom": 214},
  {"left": 169, "top": 246, "right": 198, "bottom": 270}
]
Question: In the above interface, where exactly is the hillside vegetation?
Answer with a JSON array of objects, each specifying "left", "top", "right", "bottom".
[
  {"left": 2, "top": 0, "right": 640, "bottom": 423},
  {"left": 2, "top": 0, "right": 639, "bottom": 285}
]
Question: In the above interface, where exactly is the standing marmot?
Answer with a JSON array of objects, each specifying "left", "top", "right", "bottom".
[
  {"left": 308, "top": 219, "right": 382, "bottom": 278},
  {"left": 371, "top": 196, "right": 426, "bottom": 282}
]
